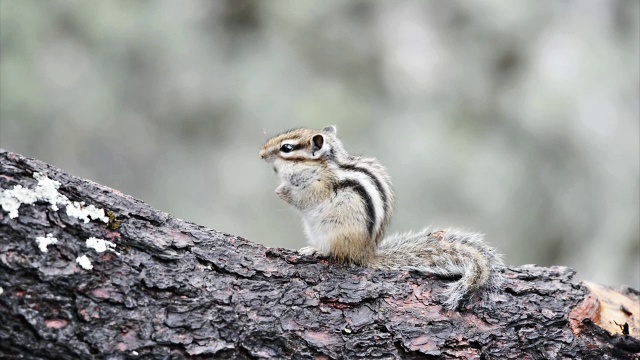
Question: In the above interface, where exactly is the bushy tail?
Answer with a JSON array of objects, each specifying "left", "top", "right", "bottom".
[{"left": 371, "top": 227, "right": 504, "bottom": 310}]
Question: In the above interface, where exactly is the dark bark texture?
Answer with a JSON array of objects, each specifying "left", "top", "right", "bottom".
[{"left": 1, "top": 149, "right": 639, "bottom": 360}]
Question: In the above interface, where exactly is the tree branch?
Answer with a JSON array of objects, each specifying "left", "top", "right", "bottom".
[{"left": 0, "top": 149, "right": 638, "bottom": 359}]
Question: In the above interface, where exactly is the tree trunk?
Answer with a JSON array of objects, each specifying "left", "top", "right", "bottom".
[{"left": 1, "top": 149, "right": 638, "bottom": 359}]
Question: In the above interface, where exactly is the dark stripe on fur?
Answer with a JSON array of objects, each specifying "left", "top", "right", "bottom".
[
  {"left": 339, "top": 162, "right": 387, "bottom": 225},
  {"left": 336, "top": 179, "right": 376, "bottom": 237}
]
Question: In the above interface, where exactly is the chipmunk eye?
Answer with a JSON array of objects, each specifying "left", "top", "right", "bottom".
[{"left": 280, "top": 144, "right": 295, "bottom": 153}]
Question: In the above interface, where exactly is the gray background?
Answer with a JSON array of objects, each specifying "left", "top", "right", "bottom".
[{"left": 1, "top": 0, "right": 638, "bottom": 289}]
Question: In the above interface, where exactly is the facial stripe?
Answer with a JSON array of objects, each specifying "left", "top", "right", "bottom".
[
  {"left": 275, "top": 127, "right": 303, "bottom": 138},
  {"left": 281, "top": 139, "right": 301, "bottom": 146},
  {"left": 276, "top": 156, "right": 323, "bottom": 162},
  {"left": 336, "top": 179, "right": 376, "bottom": 237},
  {"left": 287, "top": 143, "right": 304, "bottom": 151},
  {"left": 260, "top": 128, "right": 313, "bottom": 158}
]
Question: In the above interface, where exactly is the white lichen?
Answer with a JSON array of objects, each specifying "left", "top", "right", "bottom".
[
  {"left": 66, "top": 201, "right": 109, "bottom": 223},
  {"left": 0, "top": 195, "right": 20, "bottom": 218},
  {"left": 0, "top": 185, "right": 38, "bottom": 218},
  {"left": 85, "top": 237, "right": 116, "bottom": 253},
  {"left": 76, "top": 255, "right": 93, "bottom": 270},
  {"left": 0, "top": 172, "right": 108, "bottom": 223},
  {"left": 33, "top": 172, "right": 70, "bottom": 211},
  {"left": 35, "top": 233, "right": 58, "bottom": 253},
  {"left": 0, "top": 287, "right": 3, "bottom": 296}
]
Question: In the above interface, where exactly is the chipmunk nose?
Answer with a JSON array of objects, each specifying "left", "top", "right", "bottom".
[{"left": 259, "top": 149, "right": 268, "bottom": 159}]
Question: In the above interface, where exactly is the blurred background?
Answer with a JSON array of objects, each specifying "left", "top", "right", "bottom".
[{"left": 1, "top": 0, "right": 638, "bottom": 288}]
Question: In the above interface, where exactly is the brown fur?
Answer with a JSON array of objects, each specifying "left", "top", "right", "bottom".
[{"left": 330, "top": 231, "right": 376, "bottom": 265}]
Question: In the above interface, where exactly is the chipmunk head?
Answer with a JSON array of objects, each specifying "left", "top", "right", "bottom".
[
  {"left": 261, "top": 125, "right": 345, "bottom": 210},
  {"left": 259, "top": 125, "right": 345, "bottom": 163}
]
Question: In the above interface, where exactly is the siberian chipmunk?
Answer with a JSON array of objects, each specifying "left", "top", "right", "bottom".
[{"left": 260, "top": 125, "right": 503, "bottom": 309}]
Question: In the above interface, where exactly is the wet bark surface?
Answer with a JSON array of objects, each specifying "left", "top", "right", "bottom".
[{"left": 1, "top": 149, "right": 638, "bottom": 359}]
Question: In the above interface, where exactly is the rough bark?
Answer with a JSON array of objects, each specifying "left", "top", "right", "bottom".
[{"left": 0, "top": 149, "right": 638, "bottom": 360}]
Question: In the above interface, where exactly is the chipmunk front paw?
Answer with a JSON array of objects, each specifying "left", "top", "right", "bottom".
[{"left": 298, "top": 246, "right": 327, "bottom": 257}]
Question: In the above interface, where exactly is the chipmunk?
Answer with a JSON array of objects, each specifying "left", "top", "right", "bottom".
[{"left": 260, "top": 125, "right": 503, "bottom": 309}]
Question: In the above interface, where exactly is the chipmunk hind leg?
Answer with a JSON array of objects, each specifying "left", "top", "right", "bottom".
[{"left": 330, "top": 231, "right": 376, "bottom": 266}]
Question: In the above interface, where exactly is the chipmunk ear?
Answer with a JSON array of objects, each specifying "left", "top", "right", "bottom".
[
  {"left": 322, "top": 125, "right": 337, "bottom": 135},
  {"left": 311, "top": 133, "right": 325, "bottom": 156}
]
